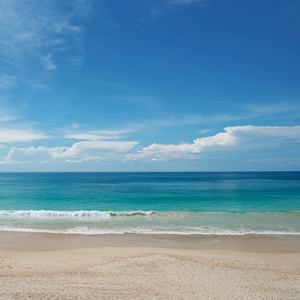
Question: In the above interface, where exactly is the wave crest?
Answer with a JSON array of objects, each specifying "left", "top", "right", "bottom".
[{"left": 0, "top": 210, "right": 155, "bottom": 218}]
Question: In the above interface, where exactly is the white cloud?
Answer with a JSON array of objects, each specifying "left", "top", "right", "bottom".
[
  {"left": 126, "top": 125, "right": 300, "bottom": 160},
  {"left": 225, "top": 125, "right": 300, "bottom": 142},
  {"left": 4, "top": 139, "right": 139, "bottom": 165},
  {"left": 0, "top": 128, "right": 48, "bottom": 143},
  {"left": 0, "top": 146, "right": 32, "bottom": 165},
  {"left": 53, "top": 140, "right": 138, "bottom": 158},
  {"left": 18, "top": 146, "right": 58, "bottom": 156},
  {"left": 2, "top": 125, "right": 299, "bottom": 167},
  {"left": 2, "top": 146, "right": 17, "bottom": 162},
  {"left": 128, "top": 130, "right": 235, "bottom": 159}
]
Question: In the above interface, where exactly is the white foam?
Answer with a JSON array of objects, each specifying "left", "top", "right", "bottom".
[
  {"left": 0, "top": 225, "right": 299, "bottom": 236},
  {"left": 0, "top": 210, "right": 154, "bottom": 218},
  {"left": 1, "top": 210, "right": 298, "bottom": 218}
]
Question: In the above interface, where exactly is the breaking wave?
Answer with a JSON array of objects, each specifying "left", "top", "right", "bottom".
[
  {"left": 0, "top": 210, "right": 154, "bottom": 218},
  {"left": 0, "top": 210, "right": 299, "bottom": 236},
  {"left": 0, "top": 210, "right": 299, "bottom": 218}
]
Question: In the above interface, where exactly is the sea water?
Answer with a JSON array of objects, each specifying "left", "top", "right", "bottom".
[{"left": 0, "top": 172, "right": 299, "bottom": 235}]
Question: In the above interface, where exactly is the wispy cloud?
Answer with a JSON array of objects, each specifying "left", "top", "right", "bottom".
[
  {"left": 0, "top": 74, "right": 16, "bottom": 90},
  {"left": 70, "top": 123, "right": 80, "bottom": 129},
  {"left": 0, "top": 108, "right": 18, "bottom": 122},
  {"left": 129, "top": 101, "right": 300, "bottom": 130},
  {"left": 65, "top": 129, "right": 131, "bottom": 141},
  {"left": 245, "top": 157, "right": 300, "bottom": 166},
  {"left": 0, "top": 128, "right": 48, "bottom": 143},
  {"left": 169, "top": 0, "right": 204, "bottom": 5},
  {"left": 41, "top": 53, "right": 57, "bottom": 71},
  {"left": 140, "top": 0, "right": 204, "bottom": 21},
  {"left": 110, "top": 94, "right": 160, "bottom": 112},
  {"left": 245, "top": 102, "right": 300, "bottom": 117},
  {"left": 0, "top": 0, "right": 90, "bottom": 72}
]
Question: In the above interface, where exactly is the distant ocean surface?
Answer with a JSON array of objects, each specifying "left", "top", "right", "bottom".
[{"left": 0, "top": 172, "right": 299, "bottom": 235}]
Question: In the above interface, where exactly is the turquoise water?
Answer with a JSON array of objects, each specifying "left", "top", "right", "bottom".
[{"left": 0, "top": 172, "right": 299, "bottom": 235}]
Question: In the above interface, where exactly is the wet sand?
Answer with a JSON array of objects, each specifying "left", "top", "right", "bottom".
[{"left": 0, "top": 232, "right": 299, "bottom": 299}]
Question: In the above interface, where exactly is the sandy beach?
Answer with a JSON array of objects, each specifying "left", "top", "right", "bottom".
[{"left": 0, "top": 232, "right": 299, "bottom": 299}]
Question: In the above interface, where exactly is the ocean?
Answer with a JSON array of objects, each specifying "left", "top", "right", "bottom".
[{"left": 0, "top": 172, "right": 299, "bottom": 235}]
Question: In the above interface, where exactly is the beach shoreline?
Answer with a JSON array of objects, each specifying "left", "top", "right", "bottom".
[
  {"left": 0, "top": 230, "right": 300, "bottom": 252},
  {"left": 0, "top": 232, "right": 299, "bottom": 299}
]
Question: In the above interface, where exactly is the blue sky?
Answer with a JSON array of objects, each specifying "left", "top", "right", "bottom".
[{"left": 0, "top": 0, "right": 299, "bottom": 171}]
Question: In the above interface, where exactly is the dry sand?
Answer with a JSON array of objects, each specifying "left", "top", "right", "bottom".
[{"left": 0, "top": 232, "right": 299, "bottom": 300}]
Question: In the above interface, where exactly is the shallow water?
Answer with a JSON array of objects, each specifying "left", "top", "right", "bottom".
[{"left": 0, "top": 172, "right": 299, "bottom": 235}]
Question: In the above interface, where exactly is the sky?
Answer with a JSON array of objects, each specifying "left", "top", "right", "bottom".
[{"left": 0, "top": 0, "right": 299, "bottom": 172}]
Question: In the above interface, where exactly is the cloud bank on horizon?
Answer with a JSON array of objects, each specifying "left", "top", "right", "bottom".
[{"left": 0, "top": 0, "right": 299, "bottom": 171}]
